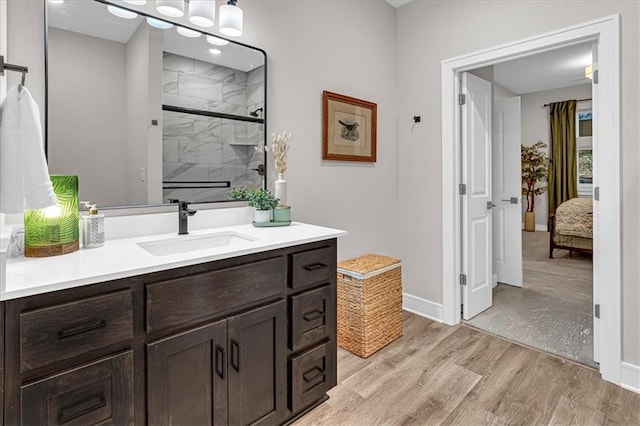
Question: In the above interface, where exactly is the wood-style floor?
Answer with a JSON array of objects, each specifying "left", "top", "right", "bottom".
[{"left": 295, "top": 312, "right": 640, "bottom": 426}]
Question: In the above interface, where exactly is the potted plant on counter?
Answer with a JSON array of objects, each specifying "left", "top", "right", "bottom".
[
  {"left": 248, "top": 188, "right": 279, "bottom": 223},
  {"left": 521, "top": 141, "right": 548, "bottom": 232}
]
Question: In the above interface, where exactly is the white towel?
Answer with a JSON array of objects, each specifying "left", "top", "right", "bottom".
[{"left": 0, "top": 85, "right": 57, "bottom": 214}]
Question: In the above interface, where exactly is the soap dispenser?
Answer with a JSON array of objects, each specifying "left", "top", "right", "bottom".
[{"left": 81, "top": 202, "right": 105, "bottom": 248}]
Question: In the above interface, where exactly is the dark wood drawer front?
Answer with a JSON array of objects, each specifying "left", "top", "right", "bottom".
[
  {"left": 290, "top": 246, "right": 335, "bottom": 289},
  {"left": 20, "top": 290, "right": 133, "bottom": 372},
  {"left": 21, "top": 350, "right": 134, "bottom": 426},
  {"left": 289, "top": 341, "right": 335, "bottom": 414},
  {"left": 290, "top": 285, "right": 334, "bottom": 351},
  {"left": 146, "top": 256, "right": 286, "bottom": 333}
]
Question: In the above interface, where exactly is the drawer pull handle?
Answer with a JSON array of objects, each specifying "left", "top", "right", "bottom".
[
  {"left": 231, "top": 339, "right": 241, "bottom": 372},
  {"left": 58, "top": 394, "right": 106, "bottom": 424},
  {"left": 303, "top": 367, "right": 325, "bottom": 384},
  {"left": 303, "top": 263, "right": 327, "bottom": 272},
  {"left": 303, "top": 309, "right": 324, "bottom": 322},
  {"left": 57, "top": 319, "right": 107, "bottom": 340},
  {"left": 215, "top": 345, "right": 225, "bottom": 379}
]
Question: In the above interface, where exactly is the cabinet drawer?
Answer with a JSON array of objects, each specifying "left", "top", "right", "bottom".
[
  {"left": 290, "top": 285, "right": 334, "bottom": 351},
  {"left": 146, "top": 257, "right": 286, "bottom": 333},
  {"left": 289, "top": 246, "right": 335, "bottom": 289},
  {"left": 289, "top": 341, "right": 336, "bottom": 414},
  {"left": 21, "top": 350, "right": 134, "bottom": 426},
  {"left": 20, "top": 290, "right": 133, "bottom": 372}
]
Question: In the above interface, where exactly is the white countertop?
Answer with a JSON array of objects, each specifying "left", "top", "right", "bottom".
[{"left": 3, "top": 222, "right": 346, "bottom": 301}]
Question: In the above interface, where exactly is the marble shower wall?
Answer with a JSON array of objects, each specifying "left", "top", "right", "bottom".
[{"left": 162, "top": 53, "right": 265, "bottom": 202}]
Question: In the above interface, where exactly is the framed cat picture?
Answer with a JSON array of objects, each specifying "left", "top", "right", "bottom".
[{"left": 322, "top": 91, "right": 377, "bottom": 162}]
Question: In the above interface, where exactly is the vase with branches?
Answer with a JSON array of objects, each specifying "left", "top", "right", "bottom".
[{"left": 521, "top": 141, "right": 548, "bottom": 231}]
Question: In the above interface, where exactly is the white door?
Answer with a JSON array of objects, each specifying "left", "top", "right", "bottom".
[
  {"left": 461, "top": 72, "right": 493, "bottom": 320},
  {"left": 492, "top": 97, "right": 523, "bottom": 287}
]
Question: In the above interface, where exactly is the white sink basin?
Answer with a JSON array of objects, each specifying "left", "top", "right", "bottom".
[{"left": 138, "top": 231, "right": 258, "bottom": 256}]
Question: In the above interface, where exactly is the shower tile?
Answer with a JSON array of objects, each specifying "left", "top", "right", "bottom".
[
  {"left": 178, "top": 75, "right": 222, "bottom": 101},
  {"left": 163, "top": 53, "right": 195, "bottom": 74}
]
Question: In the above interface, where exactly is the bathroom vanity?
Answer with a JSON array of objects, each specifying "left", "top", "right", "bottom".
[{"left": 1, "top": 222, "right": 345, "bottom": 425}]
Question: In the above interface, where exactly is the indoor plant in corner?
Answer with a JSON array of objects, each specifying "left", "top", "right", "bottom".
[{"left": 521, "top": 141, "right": 548, "bottom": 232}]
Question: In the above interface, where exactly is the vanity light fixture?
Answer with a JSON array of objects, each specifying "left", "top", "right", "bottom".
[
  {"left": 189, "top": 0, "right": 215, "bottom": 28},
  {"left": 208, "top": 48, "right": 222, "bottom": 55},
  {"left": 177, "top": 27, "right": 202, "bottom": 38},
  {"left": 123, "top": 0, "right": 147, "bottom": 4},
  {"left": 219, "top": 0, "right": 243, "bottom": 37},
  {"left": 206, "top": 35, "right": 229, "bottom": 46},
  {"left": 107, "top": 5, "right": 139, "bottom": 19},
  {"left": 156, "top": 0, "right": 184, "bottom": 18},
  {"left": 147, "top": 17, "right": 174, "bottom": 29}
]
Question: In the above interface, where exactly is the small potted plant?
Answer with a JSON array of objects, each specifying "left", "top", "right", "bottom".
[
  {"left": 521, "top": 141, "right": 548, "bottom": 232},
  {"left": 247, "top": 188, "right": 279, "bottom": 223}
]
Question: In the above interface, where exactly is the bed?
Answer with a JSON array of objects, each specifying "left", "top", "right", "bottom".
[{"left": 549, "top": 197, "right": 593, "bottom": 258}]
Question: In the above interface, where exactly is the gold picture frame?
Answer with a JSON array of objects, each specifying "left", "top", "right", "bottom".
[{"left": 322, "top": 91, "right": 377, "bottom": 162}]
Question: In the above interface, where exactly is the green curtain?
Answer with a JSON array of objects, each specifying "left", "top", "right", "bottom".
[{"left": 548, "top": 100, "right": 578, "bottom": 219}]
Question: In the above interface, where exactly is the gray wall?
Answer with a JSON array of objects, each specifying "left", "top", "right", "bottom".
[
  {"left": 47, "top": 28, "right": 128, "bottom": 207},
  {"left": 520, "top": 84, "right": 593, "bottom": 228},
  {"left": 396, "top": 0, "right": 639, "bottom": 365}
]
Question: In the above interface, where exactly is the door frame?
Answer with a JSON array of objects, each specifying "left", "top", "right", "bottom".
[{"left": 441, "top": 15, "right": 621, "bottom": 384}]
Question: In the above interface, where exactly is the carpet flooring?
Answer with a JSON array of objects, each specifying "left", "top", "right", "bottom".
[{"left": 465, "top": 231, "right": 596, "bottom": 368}]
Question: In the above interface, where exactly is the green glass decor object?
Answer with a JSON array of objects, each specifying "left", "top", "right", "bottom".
[
  {"left": 273, "top": 205, "right": 291, "bottom": 223},
  {"left": 24, "top": 175, "right": 79, "bottom": 257}
]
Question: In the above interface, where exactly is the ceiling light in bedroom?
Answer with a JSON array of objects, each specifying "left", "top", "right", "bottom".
[{"left": 209, "top": 48, "right": 222, "bottom": 55}]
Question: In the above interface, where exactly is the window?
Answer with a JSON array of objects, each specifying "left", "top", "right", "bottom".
[{"left": 576, "top": 109, "right": 593, "bottom": 195}]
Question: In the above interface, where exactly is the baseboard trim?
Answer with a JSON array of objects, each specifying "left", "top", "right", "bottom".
[
  {"left": 521, "top": 223, "right": 548, "bottom": 232},
  {"left": 621, "top": 362, "right": 640, "bottom": 394},
  {"left": 403, "top": 293, "right": 443, "bottom": 322}
]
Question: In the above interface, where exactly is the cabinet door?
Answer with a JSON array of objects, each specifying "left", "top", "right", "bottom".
[
  {"left": 147, "top": 320, "right": 227, "bottom": 426},
  {"left": 228, "top": 300, "right": 287, "bottom": 426},
  {"left": 21, "top": 351, "right": 133, "bottom": 426}
]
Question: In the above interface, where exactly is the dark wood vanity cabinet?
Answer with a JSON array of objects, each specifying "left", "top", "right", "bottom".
[{"left": 2, "top": 238, "right": 337, "bottom": 425}]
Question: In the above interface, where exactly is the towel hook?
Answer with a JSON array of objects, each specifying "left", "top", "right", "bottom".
[{"left": 0, "top": 55, "right": 28, "bottom": 88}]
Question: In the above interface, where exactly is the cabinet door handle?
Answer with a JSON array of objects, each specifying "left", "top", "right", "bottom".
[
  {"left": 302, "top": 367, "right": 325, "bottom": 385},
  {"left": 215, "top": 345, "right": 225, "bottom": 379},
  {"left": 303, "top": 263, "right": 327, "bottom": 272},
  {"left": 231, "top": 340, "right": 241, "bottom": 372},
  {"left": 303, "top": 309, "right": 324, "bottom": 322},
  {"left": 57, "top": 319, "right": 107, "bottom": 340},
  {"left": 58, "top": 394, "right": 106, "bottom": 424}
]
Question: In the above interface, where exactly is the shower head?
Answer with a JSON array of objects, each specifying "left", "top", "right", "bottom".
[{"left": 249, "top": 107, "right": 263, "bottom": 117}]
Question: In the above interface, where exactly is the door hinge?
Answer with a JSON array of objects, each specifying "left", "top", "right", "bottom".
[
  {"left": 458, "top": 93, "right": 466, "bottom": 105},
  {"left": 594, "top": 303, "right": 600, "bottom": 319},
  {"left": 459, "top": 184, "right": 467, "bottom": 195},
  {"left": 594, "top": 186, "right": 600, "bottom": 201},
  {"left": 593, "top": 69, "right": 599, "bottom": 85},
  {"left": 460, "top": 274, "right": 467, "bottom": 286}
]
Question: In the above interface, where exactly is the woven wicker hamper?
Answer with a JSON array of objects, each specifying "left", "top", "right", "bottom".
[{"left": 337, "top": 254, "right": 402, "bottom": 358}]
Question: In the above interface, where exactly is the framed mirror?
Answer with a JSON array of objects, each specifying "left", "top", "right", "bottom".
[{"left": 45, "top": 0, "right": 266, "bottom": 209}]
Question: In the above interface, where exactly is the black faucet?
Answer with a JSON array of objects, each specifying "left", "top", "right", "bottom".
[{"left": 169, "top": 199, "right": 197, "bottom": 235}]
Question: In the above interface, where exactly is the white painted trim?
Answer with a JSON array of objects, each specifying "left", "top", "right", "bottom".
[
  {"left": 621, "top": 362, "right": 640, "bottom": 394},
  {"left": 492, "top": 273, "right": 498, "bottom": 289},
  {"left": 441, "top": 15, "right": 621, "bottom": 385},
  {"left": 403, "top": 293, "right": 443, "bottom": 322}
]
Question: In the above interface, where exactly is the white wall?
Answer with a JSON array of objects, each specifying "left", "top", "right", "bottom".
[
  {"left": 520, "top": 84, "right": 592, "bottom": 227},
  {"left": 396, "top": 0, "right": 639, "bottom": 365},
  {"left": 48, "top": 28, "right": 128, "bottom": 207}
]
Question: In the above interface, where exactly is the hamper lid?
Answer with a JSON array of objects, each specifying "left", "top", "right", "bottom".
[{"left": 337, "top": 254, "right": 401, "bottom": 279}]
